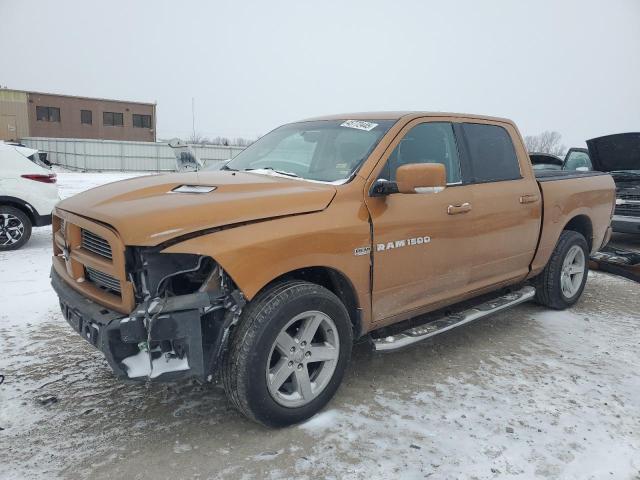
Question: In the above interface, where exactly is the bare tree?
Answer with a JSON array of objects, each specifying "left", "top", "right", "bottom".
[
  {"left": 188, "top": 132, "right": 209, "bottom": 144},
  {"left": 524, "top": 131, "right": 566, "bottom": 156},
  {"left": 182, "top": 133, "right": 255, "bottom": 147}
]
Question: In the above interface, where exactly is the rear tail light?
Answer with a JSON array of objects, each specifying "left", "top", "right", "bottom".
[{"left": 21, "top": 173, "right": 57, "bottom": 184}]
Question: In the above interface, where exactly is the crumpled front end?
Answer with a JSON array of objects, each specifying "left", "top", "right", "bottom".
[{"left": 51, "top": 209, "right": 245, "bottom": 382}]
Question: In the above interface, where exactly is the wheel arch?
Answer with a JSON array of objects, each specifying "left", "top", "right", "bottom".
[
  {"left": 562, "top": 214, "right": 593, "bottom": 252},
  {"left": 254, "top": 266, "right": 363, "bottom": 338},
  {"left": 0, "top": 196, "right": 36, "bottom": 224}
]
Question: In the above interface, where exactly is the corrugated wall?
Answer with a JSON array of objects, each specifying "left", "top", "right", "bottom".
[{"left": 21, "top": 137, "right": 245, "bottom": 171}]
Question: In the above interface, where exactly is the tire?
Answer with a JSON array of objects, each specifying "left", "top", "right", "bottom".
[
  {"left": 534, "top": 230, "right": 589, "bottom": 310},
  {"left": 222, "top": 280, "right": 353, "bottom": 427},
  {"left": 0, "top": 206, "right": 32, "bottom": 251}
]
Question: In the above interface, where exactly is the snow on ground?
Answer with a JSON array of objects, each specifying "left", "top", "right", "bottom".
[{"left": 1, "top": 171, "right": 639, "bottom": 480}]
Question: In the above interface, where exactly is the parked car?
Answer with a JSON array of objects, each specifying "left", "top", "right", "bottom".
[
  {"left": 0, "top": 143, "right": 59, "bottom": 250},
  {"left": 586, "top": 133, "right": 640, "bottom": 234},
  {"left": 563, "top": 147, "right": 592, "bottom": 171},
  {"left": 50, "top": 112, "right": 615, "bottom": 426},
  {"left": 529, "top": 152, "right": 564, "bottom": 170}
]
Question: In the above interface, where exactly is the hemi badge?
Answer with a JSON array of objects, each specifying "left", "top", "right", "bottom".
[{"left": 354, "top": 246, "right": 371, "bottom": 256}]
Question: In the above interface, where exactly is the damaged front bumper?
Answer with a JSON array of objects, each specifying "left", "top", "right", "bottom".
[{"left": 51, "top": 268, "right": 231, "bottom": 382}]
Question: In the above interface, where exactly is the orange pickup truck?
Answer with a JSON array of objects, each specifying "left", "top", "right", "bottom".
[{"left": 50, "top": 112, "right": 615, "bottom": 426}]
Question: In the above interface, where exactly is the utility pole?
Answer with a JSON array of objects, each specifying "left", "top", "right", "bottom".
[{"left": 191, "top": 97, "right": 196, "bottom": 140}]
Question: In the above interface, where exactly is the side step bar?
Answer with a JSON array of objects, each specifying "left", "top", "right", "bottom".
[{"left": 372, "top": 286, "right": 536, "bottom": 352}]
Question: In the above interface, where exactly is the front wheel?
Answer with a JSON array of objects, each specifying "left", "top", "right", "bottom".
[
  {"left": 534, "top": 230, "right": 589, "bottom": 309},
  {"left": 222, "top": 281, "right": 353, "bottom": 427},
  {"left": 0, "top": 206, "right": 32, "bottom": 251}
]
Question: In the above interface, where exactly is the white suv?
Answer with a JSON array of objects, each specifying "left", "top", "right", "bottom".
[{"left": 0, "top": 143, "right": 60, "bottom": 250}]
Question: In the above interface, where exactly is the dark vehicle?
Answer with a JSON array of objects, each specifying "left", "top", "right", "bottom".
[
  {"left": 529, "top": 149, "right": 592, "bottom": 172},
  {"left": 587, "top": 133, "right": 640, "bottom": 234},
  {"left": 563, "top": 148, "right": 592, "bottom": 171},
  {"left": 529, "top": 152, "right": 563, "bottom": 171}
]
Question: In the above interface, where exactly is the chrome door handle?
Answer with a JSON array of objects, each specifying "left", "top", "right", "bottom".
[
  {"left": 447, "top": 202, "right": 472, "bottom": 215},
  {"left": 520, "top": 194, "right": 539, "bottom": 204}
]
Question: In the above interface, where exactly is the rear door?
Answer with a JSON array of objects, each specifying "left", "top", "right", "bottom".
[
  {"left": 457, "top": 121, "right": 542, "bottom": 290},
  {"left": 365, "top": 117, "right": 475, "bottom": 325}
]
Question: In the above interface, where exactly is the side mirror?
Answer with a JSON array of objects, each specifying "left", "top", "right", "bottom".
[{"left": 396, "top": 163, "right": 447, "bottom": 194}]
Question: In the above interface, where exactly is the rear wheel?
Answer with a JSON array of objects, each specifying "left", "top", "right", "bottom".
[
  {"left": 534, "top": 230, "right": 589, "bottom": 309},
  {"left": 0, "top": 206, "right": 32, "bottom": 251},
  {"left": 222, "top": 281, "right": 352, "bottom": 427}
]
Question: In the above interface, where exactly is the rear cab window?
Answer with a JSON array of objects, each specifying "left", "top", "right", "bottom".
[{"left": 461, "top": 123, "right": 521, "bottom": 183}]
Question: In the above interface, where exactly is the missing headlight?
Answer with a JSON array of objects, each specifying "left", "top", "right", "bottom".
[{"left": 134, "top": 252, "right": 216, "bottom": 298}]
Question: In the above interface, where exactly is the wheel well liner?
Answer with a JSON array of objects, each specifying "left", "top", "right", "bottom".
[
  {"left": 0, "top": 196, "right": 36, "bottom": 224},
  {"left": 563, "top": 214, "right": 593, "bottom": 251},
  {"left": 261, "top": 266, "right": 362, "bottom": 338}
]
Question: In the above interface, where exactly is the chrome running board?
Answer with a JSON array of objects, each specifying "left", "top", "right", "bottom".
[{"left": 372, "top": 286, "right": 536, "bottom": 352}]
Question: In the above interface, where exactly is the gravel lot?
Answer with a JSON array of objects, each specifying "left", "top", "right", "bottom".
[{"left": 1, "top": 172, "right": 639, "bottom": 480}]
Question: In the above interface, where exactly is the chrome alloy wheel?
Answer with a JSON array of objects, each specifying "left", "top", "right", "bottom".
[
  {"left": 266, "top": 311, "right": 340, "bottom": 408},
  {"left": 0, "top": 213, "right": 25, "bottom": 246},
  {"left": 560, "top": 244, "right": 585, "bottom": 298}
]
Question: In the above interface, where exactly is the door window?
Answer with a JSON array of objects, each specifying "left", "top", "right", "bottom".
[
  {"left": 462, "top": 123, "right": 521, "bottom": 182},
  {"left": 379, "top": 122, "right": 461, "bottom": 184}
]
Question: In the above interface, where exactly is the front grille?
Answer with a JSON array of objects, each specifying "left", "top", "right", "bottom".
[
  {"left": 618, "top": 193, "right": 640, "bottom": 201},
  {"left": 615, "top": 204, "right": 640, "bottom": 216},
  {"left": 81, "top": 229, "right": 112, "bottom": 259},
  {"left": 85, "top": 266, "right": 121, "bottom": 295}
]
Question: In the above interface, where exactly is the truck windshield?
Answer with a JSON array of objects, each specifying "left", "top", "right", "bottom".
[{"left": 214, "top": 119, "right": 396, "bottom": 183}]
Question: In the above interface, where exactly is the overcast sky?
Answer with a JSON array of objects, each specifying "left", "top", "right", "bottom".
[{"left": 1, "top": 0, "right": 639, "bottom": 147}]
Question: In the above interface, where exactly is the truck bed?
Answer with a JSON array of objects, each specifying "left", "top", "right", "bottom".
[{"left": 529, "top": 171, "right": 616, "bottom": 274}]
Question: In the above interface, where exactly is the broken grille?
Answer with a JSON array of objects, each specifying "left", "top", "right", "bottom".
[
  {"left": 85, "top": 266, "right": 121, "bottom": 295},
  {"left": 81, "top": 229, "right": 112, "bottom": 259}
]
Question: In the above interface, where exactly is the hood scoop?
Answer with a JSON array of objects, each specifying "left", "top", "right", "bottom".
[{"left": 172, "top": 185, "right": 217, "bottom": 194}]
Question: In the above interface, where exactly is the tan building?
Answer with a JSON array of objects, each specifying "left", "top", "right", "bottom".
[{"left": 0, "top": 88, "right": 156, "bottom": 142}]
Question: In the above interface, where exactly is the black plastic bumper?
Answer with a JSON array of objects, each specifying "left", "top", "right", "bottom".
[
  {"left": 51, "top": 268, "right": 207, "bottom": 382},
  {"left": 34, "top": 213, "right": 52, "bottom": 227},
  {"left": 612, "top": 215, "right": 640, "bottom": 234}
]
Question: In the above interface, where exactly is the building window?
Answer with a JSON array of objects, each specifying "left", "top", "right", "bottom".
[
  {"left": 36, "top": 106, "right": 61, "bottom": 122},
  {"left": 81, "top": 110, "right": 92, "bottom": 125},
  {"left": 103, "top": 111, "right": 124, "bottom": 126},
  {"left": 132, "top": 114, "right": 152, "bottom": 128}
]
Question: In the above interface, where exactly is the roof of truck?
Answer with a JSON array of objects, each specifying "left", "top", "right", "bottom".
[{"left": 302, "top": 111, "right": 513, "bottom": 123}]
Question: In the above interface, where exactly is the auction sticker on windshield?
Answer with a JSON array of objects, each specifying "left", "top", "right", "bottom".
[{"left": 340, "top": 120, "right": 379, "bottom": 131}]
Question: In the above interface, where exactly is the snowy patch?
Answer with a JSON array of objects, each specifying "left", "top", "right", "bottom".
[
  {"left": 121, "top": 350, "right": 190, "bottom": 379},
  {"left": 299, "top": 409, "right": 341, "bottom": 431}
]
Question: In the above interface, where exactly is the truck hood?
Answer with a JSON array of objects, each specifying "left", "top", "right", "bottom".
[
  {"left": 586, "top": 133, "right": 640, "bottom": 173},
  {"left": 56, "top": 171, "right": 337, "bottom": 246}
]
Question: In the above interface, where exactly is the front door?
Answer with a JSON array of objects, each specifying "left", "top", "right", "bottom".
[
  {"left": 365, "top": 118, "right": 475, "bottom": 325},
  {"left": 1, "top": 115, "right": 17, "bottom": 141}
]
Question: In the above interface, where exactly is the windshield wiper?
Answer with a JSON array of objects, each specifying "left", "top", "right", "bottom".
[
  {"left": 220, "top": 164, "right": 238, "bottom": 171},
  {"left": 244, "top": 167, "right": 299, "bottom": 178}
]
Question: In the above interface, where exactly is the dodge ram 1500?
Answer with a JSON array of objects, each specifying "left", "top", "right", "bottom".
[{"left": 50, "top": 112, "right": 615, "bottom": 426}]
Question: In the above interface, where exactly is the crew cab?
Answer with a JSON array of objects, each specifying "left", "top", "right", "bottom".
[{"left": 50, "top": 112, "right": 615, "bottom": 426}]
